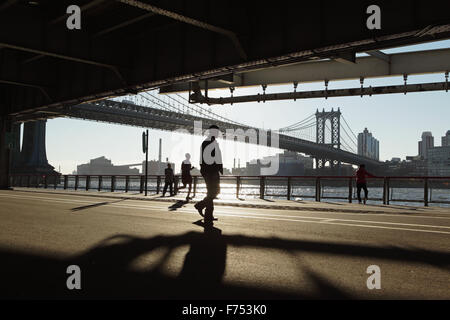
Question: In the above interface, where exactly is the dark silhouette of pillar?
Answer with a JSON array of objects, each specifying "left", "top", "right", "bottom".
[
  {"left": 15, "top": 120, "right": 55, "bottom": 174},
  {"left": 11, "top": 123, "right": 21, "bottom": 170},
  {"left": 0, "top": 117, "right": 12, "bottom": 189}
]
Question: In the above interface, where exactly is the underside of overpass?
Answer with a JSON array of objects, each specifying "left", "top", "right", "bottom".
[{"left": 1, "top": 0, "right": 450, "bottom": 187}]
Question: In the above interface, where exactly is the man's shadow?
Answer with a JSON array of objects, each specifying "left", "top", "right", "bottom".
[
  {"left": 168, "top": 200, "right": 188, "bottom": 211},
  {"left": 177, "top": 220, "right": 226, "bottom": 292}
]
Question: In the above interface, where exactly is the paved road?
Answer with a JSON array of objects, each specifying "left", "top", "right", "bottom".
[{"left": 0, "top": 190, "right": 449, "bottom": 299}]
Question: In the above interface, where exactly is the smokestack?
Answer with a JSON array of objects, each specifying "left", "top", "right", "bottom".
[
  {"left": 233, "top": 158, "right": 236, "bottom": 169},
  {"left": 158, "top": 138, "right": 162, "bottom": 163},
  {"left": 238, "top": 159, "right": 240, "bottom": 168}
]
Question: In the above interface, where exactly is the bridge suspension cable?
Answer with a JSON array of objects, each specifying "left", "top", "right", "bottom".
[
  {"left": 341, "top": 115, "right": 359, "bottom": 142},
  {"left": 118, "top": 90, "right": 361, "bottom": 154},
  {"left": 277, "top": 111, "right": 359, "bottom": 154},
  {"left": 171, "top": 93, "right": 245, "bottom": 126},
  {"left": 279, "top": 114, "right": 315, "bottom": 132}
]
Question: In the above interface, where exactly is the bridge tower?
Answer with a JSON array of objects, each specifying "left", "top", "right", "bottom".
[
  {"left": 315, "top": 108, "right": 341, "bottom": 169},
  {"left": 12, "top": 120, "right": 56, "bottom": 175}
]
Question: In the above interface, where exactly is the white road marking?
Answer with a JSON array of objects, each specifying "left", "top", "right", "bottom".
[
  {"left": 204, "top": 212, "right": 450, "bottom": 235},
  {"left": 1, "top": 192, "right": 450, "bottom": 235},
  {"left": 2, "top": 192, "right": 450, "bottom": 221},
  {"left": 183, "top": 208, "right": 450, "bottom": 229}
]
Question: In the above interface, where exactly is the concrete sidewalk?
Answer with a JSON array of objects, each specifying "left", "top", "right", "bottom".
[{"left": 11, "top": 187, "right": 450, "bottom": 216}]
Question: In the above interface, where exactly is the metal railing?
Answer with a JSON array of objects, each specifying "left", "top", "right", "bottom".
[{"left": 8, "top": 174, "right": 450, "bottom": 207}]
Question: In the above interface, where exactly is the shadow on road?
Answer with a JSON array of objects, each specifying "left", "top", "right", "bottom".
[
  {"left": 71, "top": 199, "right": 125, "bottom": 212},
  {"left": 168, "top": 200, "right": 188, "bottom": 211},
  {"left": 1, "top": 226, "right": 449, "bottom": 299}
]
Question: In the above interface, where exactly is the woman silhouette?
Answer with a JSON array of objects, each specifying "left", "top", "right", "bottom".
[{"left": 179, "top": 153, "right": 195, "bottom": 201}]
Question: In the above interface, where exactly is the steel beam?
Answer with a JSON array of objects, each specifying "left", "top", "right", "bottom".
[
  {"left": 161, "top": 48, "right": 450, "bottom": 93},
  {"left": 190, "top": 82, "right": 449, "bottom": 105},
  {"left": 48, "top": 0, "right": 109, "bottom": 25},
  {"left": 366, "top": 50, "right": 391, "bottom": 63},
  {"left": 24, "top": 0, "right": 111, "bottom": 64},
  {"left": 93, "top": 12, "right": 156, "bottom": 38},
  {"left": 116, "top": 0, "right": 247, "bottom": 60},
  {"left": 0, "top": 42, "right": 127, "bottom": 85},
  {"left": 0, "top": 79, "right": 52, "bottom": 101}
]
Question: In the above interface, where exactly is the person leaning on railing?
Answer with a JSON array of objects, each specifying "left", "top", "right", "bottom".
[{"left": 355, "top": 164, "right": 376, "bottom": 205}]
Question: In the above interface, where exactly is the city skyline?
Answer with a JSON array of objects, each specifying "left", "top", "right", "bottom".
[{"left": 62, "top": 126, "right": 450, "bottom": 175}]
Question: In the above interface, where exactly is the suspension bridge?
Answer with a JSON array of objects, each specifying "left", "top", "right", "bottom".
[{"left": 12, "top": 91, "right": 381, "bottom": 171}]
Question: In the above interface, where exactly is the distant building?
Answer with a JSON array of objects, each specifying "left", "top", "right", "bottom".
[
  {"left": 278, "top": 151, "right": 313, "bottom": 175},
  {"left": 427, "top": 146, "right": 450, "bottom": 176},
  {"left": 143, "top": 159, "right": 175, "bottom": 175},
  {"left": 442, "top": 130, "right": 450, "bottom": 147},
  {"left": 231, "top": 167, "right": 246, "bottom": 176},
  {"left": 384, "top": 157, "right": 428, "bottom": 176},
  {"left": 358, "top": 128, "right": 379, "bottom": 161},
  {"left": 235, "top": 151, "right": 313, "bottom": 176},
  {"left": 77, "top": 156, "right": 139, "bottom": 175},
  {"left": 418, "top": 131, "right": 434, "bottom": 159}
]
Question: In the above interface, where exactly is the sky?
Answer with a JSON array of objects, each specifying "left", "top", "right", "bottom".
[{"left": 40, "top": 40, "right": 450, "bottom": 174}]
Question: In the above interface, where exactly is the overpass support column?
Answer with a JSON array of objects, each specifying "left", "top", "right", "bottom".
[
  {"left": 11, "top": 123, "right": 21, "bottom": 169},
  {"left": 0, "top": 117, "right": 12, "bottom": 189}
]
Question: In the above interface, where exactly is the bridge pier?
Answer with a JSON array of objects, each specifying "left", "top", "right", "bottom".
[
  {"left": 11, "top": 123, "right": 21, "bottom": 172},
  {"left": 12, "top": 120, "right": 56, "bottom": 176},
  {"left": 0, "top": 117, "right": 12, "bottom": 189}
]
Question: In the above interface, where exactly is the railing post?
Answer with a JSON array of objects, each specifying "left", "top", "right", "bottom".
[
  {"left": 424, "top": 178, "right": 429, "bottom": 207},
  {"left": 382, "top": 177, "right": 387, "bottom": 205},
  {"left": 63, "top": 175, "right": 67, "bottom": 190},
  {"left": 44, "top": 175, "right": 48, "bottom": 189},
  {"left": 348, "top": 178, "right": 352, "bottom": 203},
  {"left": 111, "top": 176, "right": 115, "bottom": 192},
  {"left": 98, "top": 176, "right": 103, "bottom": 192},
  {"left": 86, "top": 175, "right": 90, "bottom": 191},
  {"left": 193, "top": 176, "right": 197, "bottom": 198},
  {"left": 125, "top": 175, "right": 129, "bottom": 193},
  {"left": 27, "top": 175, "right": 31, "bottom": 188},
  {"left": 139, "top": 175, "right": 144, "bottom": 193},
  {"left": 315, "top": 177, "right": 321, "bottom": 202},
  {"left": 75, "top": 175, "right": 79, "bottom": 190},
  {"left": 54, "top": 175, "right": 58, "bottom": 189},
  {"left": 260, "top": 176, "right": 265, "bottom": 200},
  {"left": 287, "top": 177, "right": 291, "bottom": 200},
  {"left": 156, "top": 176, "right": 161, "bottom": 194},
  {"left": 236, "top": 176, "right": 240, "bottom": 199},
  {"left": 386, "top": 178, "right": 390, "bottom": 205}
]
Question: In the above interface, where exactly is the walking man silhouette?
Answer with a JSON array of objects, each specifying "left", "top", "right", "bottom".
[
  {"left": 355, "top": 164, "right": 376, "bottom": 204},
  {"left": 162, "top": 163, "right": 174, "bottom": 197},
  {"left": 194, "top": 125, "right": 223, "bottom": 223}
]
